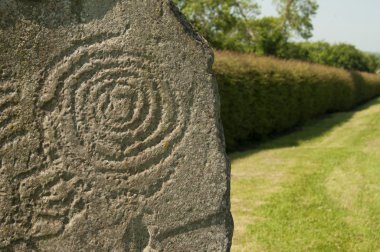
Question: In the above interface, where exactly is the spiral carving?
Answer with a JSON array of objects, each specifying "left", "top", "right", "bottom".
[{"left": 40, "top": 36, "right": 190, "bottom": 176}]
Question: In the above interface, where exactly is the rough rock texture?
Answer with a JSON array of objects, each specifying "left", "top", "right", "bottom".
[{"left": 0, "top": 0, "right": 232, "bottom": 251}]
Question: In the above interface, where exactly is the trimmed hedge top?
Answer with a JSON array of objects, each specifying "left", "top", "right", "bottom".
[{"left": 214, "top": 51, "right": 380, "bottom": 151}]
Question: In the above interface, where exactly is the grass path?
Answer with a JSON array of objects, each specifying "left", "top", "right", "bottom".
[{"left": 230, "top": 98, "right": 380, "bottom": 252}]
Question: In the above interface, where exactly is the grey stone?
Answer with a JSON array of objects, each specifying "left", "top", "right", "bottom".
[{"left": 0, "top": 0, "right": 232, "bottom": 251}]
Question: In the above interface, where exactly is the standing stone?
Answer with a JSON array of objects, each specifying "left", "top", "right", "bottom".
[{"left": 0, "top": 0, "right": 232, "bottom": 251}]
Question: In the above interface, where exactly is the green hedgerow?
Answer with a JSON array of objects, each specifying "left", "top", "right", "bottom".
[{"left": 214, "top": 51, "right": 380, "bottom": 151}]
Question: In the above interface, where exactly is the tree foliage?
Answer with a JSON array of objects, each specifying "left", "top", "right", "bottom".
[
  {"left": 172, "top": 0, "right": 259, "bottom": 50},
  {"left": 173, "top": 0, "right": 319, "bottom": 53},
  {"left": 173, "top": 0, "right": 380, "bottom": 73},
  {"left": 273, "top": 0, "right": 318, "bottom": 39},
  {"left": 251, "top": 17, "right": 287, "bottom": 56},
  {"left": 286, "top": 42, "right": 380, "bottom": 73},
  {"left": 321, "top": 44, "right": 371, "bottom": 72}
]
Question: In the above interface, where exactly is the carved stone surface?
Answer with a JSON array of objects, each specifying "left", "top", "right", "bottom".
[{"left": 0, "top": 0, "right": 232, "bottom": 251}]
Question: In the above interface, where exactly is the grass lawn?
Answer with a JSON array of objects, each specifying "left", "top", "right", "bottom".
[{"left": 230, "top": 98, "right": 380, "bottom": 252}]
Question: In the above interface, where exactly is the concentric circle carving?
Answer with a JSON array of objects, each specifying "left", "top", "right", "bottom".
[{"left": 40, "top": 36, "right": 191, "bottom": 175}]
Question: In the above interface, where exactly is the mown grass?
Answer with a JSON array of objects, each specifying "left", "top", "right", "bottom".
[{"left": 230, "top": 98, "right": 380, "bottom": 252}]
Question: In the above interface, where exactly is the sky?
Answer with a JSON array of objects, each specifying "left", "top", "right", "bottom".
[{"left": 257, "top": 0, "right": 380, "bottom": 53}]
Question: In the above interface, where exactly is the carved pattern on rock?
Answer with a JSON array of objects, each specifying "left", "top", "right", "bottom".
[
  {"left": 39, "top": 35, "right": 191, "bottom": 175},
  {"left": 0, "top": 1, "right": 231, "bottom": 250},
  {"left": 0, "top": 81, "right": 25, "bottom": 150},
  {"left": 0, "top": 34, "right": 196, "bottom": 250}
]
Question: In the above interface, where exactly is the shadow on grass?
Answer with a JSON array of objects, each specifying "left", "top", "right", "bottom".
[{"left": 230, "top": 97, "right": 380, "bottom": 160}]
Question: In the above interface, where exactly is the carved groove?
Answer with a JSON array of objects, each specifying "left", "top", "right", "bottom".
[
  {"left": 40, "top": 35, "right": 192, "bottom": 175},
  {"left": 0, "top": 82, "right": 26, "bottom": 149},
  {"left": 1, "top": 31, "right": 200, "bottom": 250},
  {"left": 17, "top": 168, "right": 88, "bottom": 242}
]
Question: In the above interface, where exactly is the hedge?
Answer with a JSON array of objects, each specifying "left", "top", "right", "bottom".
[{"left": 214, "top": 51, "right": 380, "bottom": 151}]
